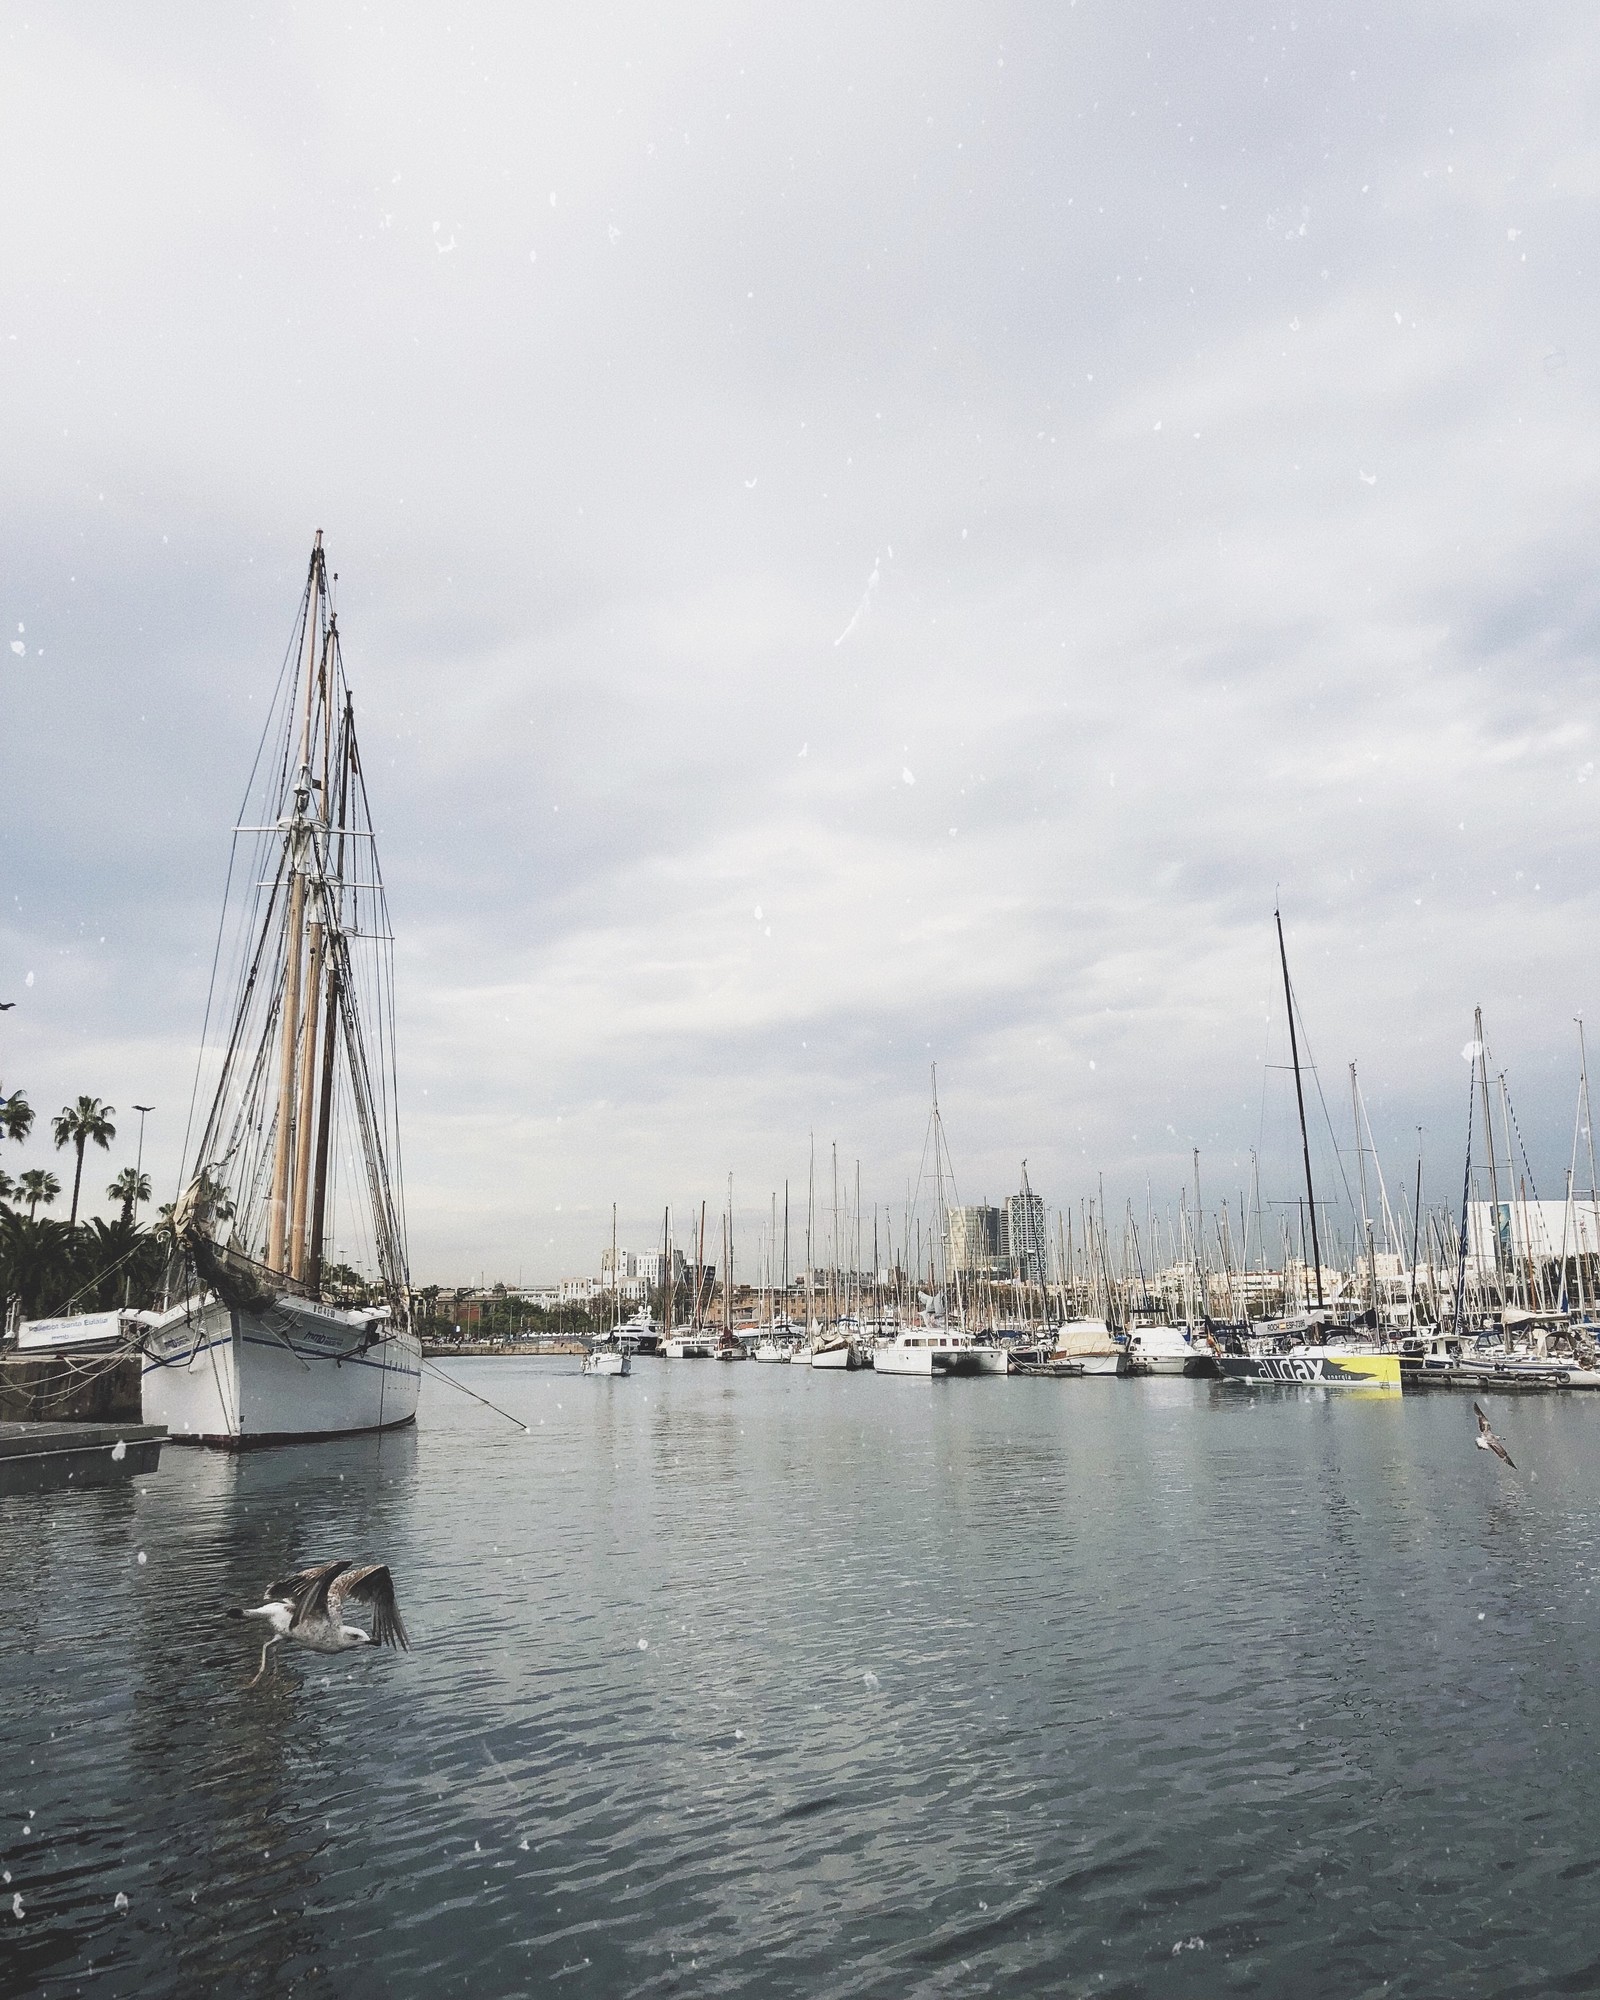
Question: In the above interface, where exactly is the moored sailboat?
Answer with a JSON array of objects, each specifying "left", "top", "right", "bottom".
[{"left": 140, "top": 535, "right": 422, "bottom": 1445}]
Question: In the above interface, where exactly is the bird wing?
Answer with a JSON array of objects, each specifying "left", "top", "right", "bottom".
[
  {"left": 1475, "top": 1403, "right": 1493, "bottom": 1435},
  {"left": 264, "top": 1563, "right": 333, "bottom": 1604},
  {"left": 275, "top": 1559, "right": 354, "bottom": 1627},
  {"left": 1493, "top": 1439, "right": 1516, "bottom": 1469},
  {"left": 328, "top": 1564, "right": 410, "bottom": 1651}
]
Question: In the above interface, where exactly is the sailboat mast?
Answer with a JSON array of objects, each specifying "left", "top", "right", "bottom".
[
  {"left": 287, "top": 623, "right": 335, "bottom": 1280},
  {"left": 306, "top": 696, "right": 353, "bottom": 1294},
  {"left": 1276, "top": 907, "right": 1324, "bottom": 1311},
  {"left": 266, "top": 535, "right": 324, "bottom": 1274},
  {"left": 662, "top": 1206, "right": 673, "bottom": 1338},
  {"left": 1475, "top": 1007, "right": 1506, "bottom": 1310},
  {"left": 806, "top": 1136, "right": 815, "bottom": 1334}
]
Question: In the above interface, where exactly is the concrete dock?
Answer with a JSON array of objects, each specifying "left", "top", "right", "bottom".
[{"left": 0, "top": 1421, "right": 166, "bottom": 1496}]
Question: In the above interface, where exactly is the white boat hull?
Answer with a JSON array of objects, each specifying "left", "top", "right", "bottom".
[
  {"left": 1075, "top": 1352, "right": 1126, "bottom": 1376},
  {"left": 810, "top": 1342, "right": 858, "bottom": 1369},
  {"left": 583, "top": 1349, "right": 630, "bottom": 1376},
  {"left": 874, "top": 1344, "right": 982, "bottom": 1376},
  {"left": 140, "top": 1296, "right": 421, "bottom": 1447}
]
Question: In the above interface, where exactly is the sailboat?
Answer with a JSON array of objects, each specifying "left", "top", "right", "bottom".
[
  {"left": 139, "top": 535, "right": 424, "bottom": 1444},
  {"left": 1216, "top": 910, "right": 1399, "bottom": 1392},
  {"left": 584, "top": 1203, "right": 631, "bottom": 1374}
]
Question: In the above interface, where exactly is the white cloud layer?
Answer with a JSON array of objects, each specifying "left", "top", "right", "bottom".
[{"left": 3, "top": 5, "right": 1598, "bottom": 1279}]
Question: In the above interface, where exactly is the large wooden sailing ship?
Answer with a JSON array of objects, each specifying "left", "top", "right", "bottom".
[{"left": 141, "top": 534, "right": 422, "bottom": 1444}]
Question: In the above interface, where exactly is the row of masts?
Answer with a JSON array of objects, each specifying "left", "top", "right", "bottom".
[{"left": 594, "top": 968, "right": 1600, "bottom": 1336}]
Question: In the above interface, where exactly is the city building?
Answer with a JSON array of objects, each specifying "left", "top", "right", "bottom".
[
  {"left": 946, "top": 1204, "right": 1009, "bottom": 1277},
  {"left": 599, "top": 1245, "right": 691, "bottom": 1303},
  {"left": 1005, "top": 1187, "right": 1048, "bottom": 1285}
]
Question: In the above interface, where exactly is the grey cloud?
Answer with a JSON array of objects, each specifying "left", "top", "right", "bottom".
[{"left": 4, "top": 3, "right": 1597, "bottom": 1276}]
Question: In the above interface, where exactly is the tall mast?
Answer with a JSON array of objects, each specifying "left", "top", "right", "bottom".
[
  {"left": 661, "top": 1206, "right": 673, "bottom": 1338},
  {"left": 806, "top": 1135, "right": 815, "bottom": 1334},
  {"left": 1475, "top": 1008, "right": 1506, "bottom": 1311},
  {"left": 307, "top": 695, "right": 352, "bottom": 1294},
  {"left": 266, "top": 534, "right": 323, "bottom": 1274},
  {"left": 697, "top": 1200, "right": 707, "bottom": 1327},
  {"left": 830, "top": 1142, "right": 839, "bottom": 1328},
  {"left": 854, "top": 1158, "right": 862, "bottom": 1323},
  {"left": 1276, "top": 907, "right": 1324, "bottom": 1311},
  {"left": 288, "top": 619, "right": 335, "bottom": 1281},
  {"left": 1579, "top": 1019, "right": 1600, "bottom": 1312},
  {"left": 1350, "top": 1062, "right": 1380, "bottom": 1322}
]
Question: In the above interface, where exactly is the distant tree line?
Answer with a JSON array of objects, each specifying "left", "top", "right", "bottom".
[{"left": 413, "top": 1284, "right": 606, "bottom": 1344}]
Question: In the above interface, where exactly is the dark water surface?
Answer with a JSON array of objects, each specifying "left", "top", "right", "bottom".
[{"left": 4, "top": 1363, "right": 1599, "bottom": 1997}]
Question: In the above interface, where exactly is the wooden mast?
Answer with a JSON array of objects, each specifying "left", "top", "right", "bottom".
[
  {"left": 288, "top": 627, "right": 334, "bottom": 1280},
  {"left": 266, "top": 534, "right": 323, "bottom": 1274},
  {"left": 307, "top": 692, "right": 353, "bottom": 1295}
]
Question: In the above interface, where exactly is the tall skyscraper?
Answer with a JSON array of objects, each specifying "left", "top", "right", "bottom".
[{"left": 1005, "top": 1186, "right": 1048, "bottom": 1285}]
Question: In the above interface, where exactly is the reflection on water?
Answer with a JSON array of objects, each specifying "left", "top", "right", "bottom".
[{"left": 5, "top": 1367, "right": 1600, "bottom": 1997}]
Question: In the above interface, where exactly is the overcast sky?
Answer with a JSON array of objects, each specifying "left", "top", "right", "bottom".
[{"left": 4, "top": 4, "right": 1598, "bottom": 1282}]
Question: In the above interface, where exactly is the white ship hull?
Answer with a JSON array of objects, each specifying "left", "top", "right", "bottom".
[
  {"left": 140, "top": 1295, "right": 421, "bottom": 1447},
  {"left": 1051, "top": 1319, "right": 1125, "bottom": 1376},
  {"left": 583, "top": 1349, "right": 630, "bottom": 1376},
  {"left": 1075, "top": 1351, "right": 1126, "bottom": 1376},
  {"left": 875, "top": 1340, "right": 984, "bottom": 1377},
  {"left": 1125, "top": 1326, "right": 1219, "bottom": 1377}
]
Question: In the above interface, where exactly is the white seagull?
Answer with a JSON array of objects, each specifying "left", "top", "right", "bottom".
[
  {"left": 232, "top": 1559, "right": 410, "bottom": 1685},
  {"left": 1474, "top": 1403, "right": 1516, "bottom": 1471}
]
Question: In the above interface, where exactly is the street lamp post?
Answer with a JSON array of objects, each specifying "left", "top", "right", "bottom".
[{"left": 133, "top": 1105, "right": 154, "bottom": 1224}]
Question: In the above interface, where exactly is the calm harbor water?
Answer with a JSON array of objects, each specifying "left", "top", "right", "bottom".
[{"left": 5, "top": 1362, "right": 1600, "bottom": 1998}]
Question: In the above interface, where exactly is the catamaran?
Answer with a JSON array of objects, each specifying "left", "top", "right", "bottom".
[{"left": 139, "top": 535, "right": 422, "bottom": 1444}]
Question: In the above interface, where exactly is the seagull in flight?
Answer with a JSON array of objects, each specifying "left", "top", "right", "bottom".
[
  {"left": 1474, "top": 1403, "right": 1516, "bottom": 1470},
  {"left": 232, "top": 1559, "right": 410, "bottom": 1685}
]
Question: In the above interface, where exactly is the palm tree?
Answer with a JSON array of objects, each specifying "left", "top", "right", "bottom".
[
  {"left": 1, "top": 1088, "right": 34, "bottom": 1146},
  {"left": 0, "top": 1168, "right": 13, "bottom": 1206},
  {"left": 108, "top": 1167, "right": 152, "bottom": 1225},
  {"left": 18, "top": 1169, "right": 60, "bottom": 1220},
  {"left": 0, "top": 1210, "right": 75, "bottom": 1323},
  {"left": 52, "top": 1097, "right": 116, "bottom": 1228}
]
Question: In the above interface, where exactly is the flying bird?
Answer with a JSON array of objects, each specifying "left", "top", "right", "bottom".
[
  {"left": 0, "top": 1002, "right": 15, "bottom": 1010},
  {"left": 232, "top": 1559, "right": 410, "bottom": 1685},
  {"left": 1474, "top": 1403, "right": 1516, "bottom": 1470}
]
